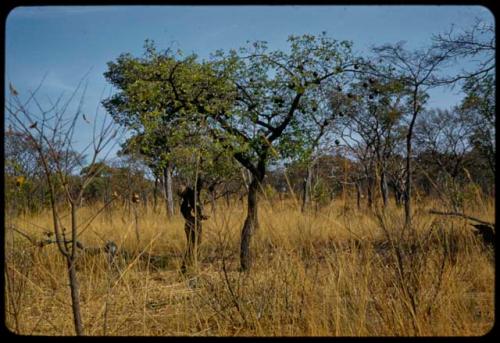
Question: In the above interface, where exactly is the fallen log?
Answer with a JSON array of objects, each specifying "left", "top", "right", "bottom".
[
  {"left": 428, "top": 210, "right": 495, "bottom": 227},
  {"left": 428, "top": 210, "right": 495, "bottom": 248}
]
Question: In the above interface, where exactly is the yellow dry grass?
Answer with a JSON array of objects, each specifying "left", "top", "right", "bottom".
[{"left": 4, "top": 196, "right": 495, "bottom": 336}]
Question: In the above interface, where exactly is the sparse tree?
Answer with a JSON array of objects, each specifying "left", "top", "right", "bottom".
[
  {"left": 433, "top": 18, "right": 494, "bottom": 84},
  {"left": 414, "top": 108, "right": 474, "bottom": 210},
  {"left": 334, "top": 72, "right": 406, "bottom": 209},
  {"left": 6, "top": 79, "right": 120, "bottom": 335},
  {"left": 433, "top": 18, "right": 495, "bottom": 188},
  {"left": 371, "top": 42, "right": 453, "bottom": 230}
]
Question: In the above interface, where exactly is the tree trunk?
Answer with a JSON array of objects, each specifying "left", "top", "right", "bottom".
[
  {"left": 68, "top": 202, "right": 83, "bottom": 335},
  {"left": 389, "top": 178, "right": 404, "bottom": 207},
  {"left": 405, "top": 88, "right": 419, "bottom": 230},
  {"left": 380, "top": 169, "right": 389, "bottom": 208},
  {"left": 404, "top": 141, "right": 412, "bottom": 229},
  {"left": 66, "top": 258, "right": 83, "bottom": 335},
  {"left": 356, "top": 181, "right": 361, "bottom": 210},
  {"left": 153, "top": 177, "right": 158, "bottom": 212},
  {"left": 241, "top": 168, "right": 250, "bottom": 192},
  {"left": 163, "top": 163, "right": 174, "bottom": 219},
  {"left": 67, "top": 258, "right": 83, "bottom": 335},
  {"left": 240, "top": 175, "right": 261, "bottom": 271},
  {"left": 366, "top": 176, "right": 374, "bottom": 209},
  {"left": 395, "top": 188, "right": 402, "bottom": 206},
  {"left": 301, "top": 164, "right": 312, "bottom": 212}
]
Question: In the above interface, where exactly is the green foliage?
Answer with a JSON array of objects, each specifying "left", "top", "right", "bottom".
[
  {"left": 460, "top": 74, "right": 495, "bottom": 174},
  {"left": 104, "top": 33, "right": 356, "bottom": 193},
  {"left": 103, "top": 40, "right": 239, "bottom": 188},
  {"left": 262, "top": 183, "right": 278, "bottom": 200},
  {"left": 208, "top": 32, "right": 355, "bottom": 171}
]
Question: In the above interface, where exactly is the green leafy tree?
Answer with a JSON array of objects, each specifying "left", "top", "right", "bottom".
[
  {"left": 201, "top": 33, "right": 356, "bottom": 270},
  {"left": 103, "top": 41, "right": 204, "bottom": 219},
  {"left": 104, "top": 41, "right": 240, "bottom": 271},
  {"left": 106, "top": 34, "right": 360, "bottom": 271}
]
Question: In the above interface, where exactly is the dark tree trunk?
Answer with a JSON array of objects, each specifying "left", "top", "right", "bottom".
[
  {"left": 403, "top": 152, "right": 412, "bottom": 225},
  {"left": 366, "top": 176, "right": 374, "bottom": 209},
  {"left": 389, "top": 178, "right": 404, "bottom": 207},
  {"left": 380, "top": 169, "right": 389, "bottom": 208},
  {"left": 405, "top": 87, "right": 419, "bottom": 230},
  {"left": 234, "top": 149, "right": 267, "bottom": 272},
  {"left": 163, "top": 163, "right": 174, "bottom": 219},
  {"left": 404, "top": 149, "right": 412, "bottom": 229},
  {"left": 240, "top": 174, "right": 261, "bottom": 271},
  {"left": 395, "top": 188, "right": 402, "bottom": 206}
]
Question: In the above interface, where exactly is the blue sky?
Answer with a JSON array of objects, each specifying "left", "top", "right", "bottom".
[{"left": 5, "top": 5, "right": 494, "bottom": 159}]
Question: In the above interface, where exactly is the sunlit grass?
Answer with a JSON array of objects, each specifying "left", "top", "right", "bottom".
[{"left": 4, "top": 196, "right": 495, "bottom": 336}]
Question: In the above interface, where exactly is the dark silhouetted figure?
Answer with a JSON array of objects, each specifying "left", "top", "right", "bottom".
[{"left": 179, "top": 181, "right": 208, "bottom": 273}]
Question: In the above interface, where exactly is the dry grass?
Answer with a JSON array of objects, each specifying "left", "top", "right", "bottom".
[{"left": 4, "top": 196, "right": 495, "bottom": 336}]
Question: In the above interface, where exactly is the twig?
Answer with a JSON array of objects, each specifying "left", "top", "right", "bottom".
[
  {"left": 7, "top": 225, "right": 118, "bottom": 255},
  {"left": 39, "top": 238, "right": 84, "bottom": 249},
  {"left": 8, "top": 225, "right": 38, "bottom": 246}
]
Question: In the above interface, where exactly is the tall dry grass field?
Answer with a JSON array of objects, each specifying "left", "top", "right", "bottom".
[{"left": 4, "top": 196, "right": 495, "bottom": 336}]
